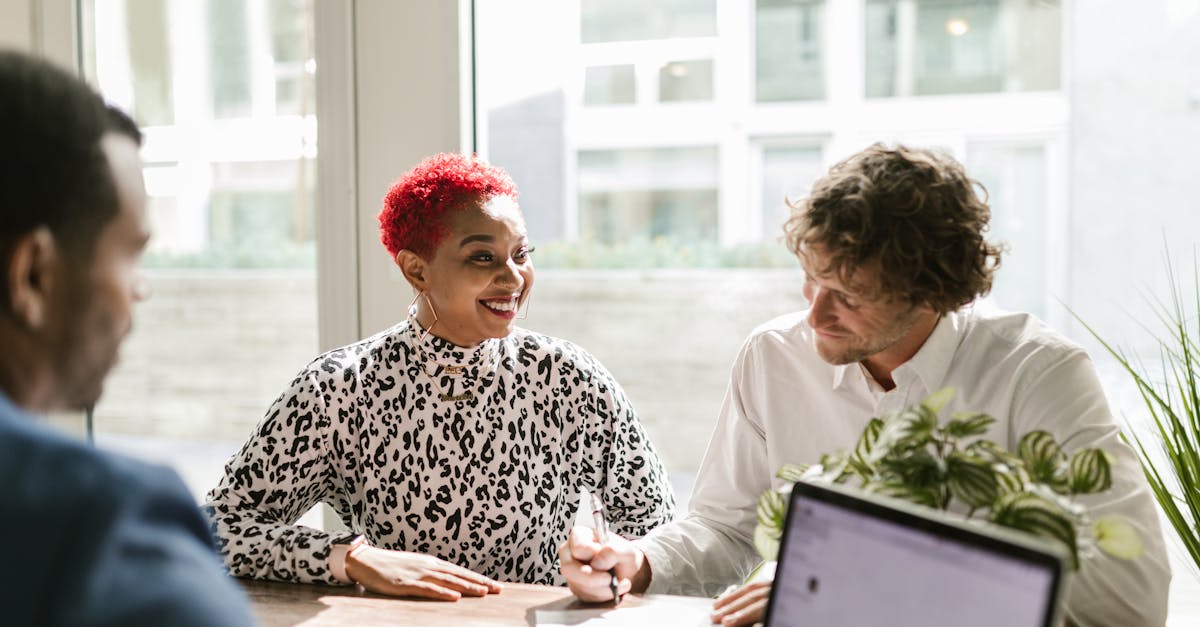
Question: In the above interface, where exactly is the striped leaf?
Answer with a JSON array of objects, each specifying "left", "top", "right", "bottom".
[
  {"left": 1069, "top": 448, "right": 1113, "bottom": 494},
  {"left": 754, "top": 523, "right": 782, "bottom": 562},
  {"left": 755, "top": 488, "right": 788, "bottom": 561},
  {"left": 776, "top": 464, "right": 811, "bottom": 483},
  {"left": 1017, "top": 430, "right": 1070, "bottom": 491},
  {"left": 946, "top": 412, "right": 996, "bottom": 438},
  {"left": 992, "top": 464, "right": 1027, "bottom": 496},
  {"left": 869, "top": 481, "right": 942, "bottom": 509},
  {"left": 756, "top": 488, "right": 786, "bottom": 531},
  {"left": 853, "top": 418, "right": 886, "bottom": 466},
  {"left": 921, "top": 387, "right": 956, "bottom": 414},
  {"left": 947, "top": 453, "right": 1000, "bottom": 509},
  {"left": 991, "top": 491, "right": 1079, "bottom": 568}
]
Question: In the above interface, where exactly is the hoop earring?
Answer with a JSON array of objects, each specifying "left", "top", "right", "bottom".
[
  {"left": 515, "top": 291, "right": 532, "bottom": 320},
  {"left": 407, "top": 290, "right": 439, "bottom": 343}
]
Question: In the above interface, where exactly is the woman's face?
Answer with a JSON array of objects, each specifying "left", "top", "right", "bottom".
[{"left": 408, "top": 194, "right": 534, "bottom": 347}]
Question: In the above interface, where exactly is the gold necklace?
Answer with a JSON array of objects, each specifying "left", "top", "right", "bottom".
[{"left": 408, "top": 317, "right": 499, "bottom": 402}]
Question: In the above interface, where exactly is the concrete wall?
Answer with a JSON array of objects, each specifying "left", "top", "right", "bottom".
[{"left": 94, "top": 268, "right": 808, "bottom": 472}]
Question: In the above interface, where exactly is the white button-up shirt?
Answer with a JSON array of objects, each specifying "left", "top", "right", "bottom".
[{"left": 637, "top": 307, "right": 1170, "bottom": 626}]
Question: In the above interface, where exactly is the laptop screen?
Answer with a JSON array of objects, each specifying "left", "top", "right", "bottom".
[{"left": 764, "top": 482, "right": 1063, "bottom": 627}]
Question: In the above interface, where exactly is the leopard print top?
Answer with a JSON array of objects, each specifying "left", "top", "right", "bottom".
[{"left": 203, "top": 319, "right": 676, "bottom": 586}]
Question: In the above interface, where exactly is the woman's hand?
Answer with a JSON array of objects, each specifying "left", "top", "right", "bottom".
[
  {"left": 344, "top": 546, "right": 503, "bottom": 601},
  {"left": 558, "top": 526, "right": 650, "bottom": 602},
  {"left": 711, "top": 580, "right": 772, "bottom": 626}
]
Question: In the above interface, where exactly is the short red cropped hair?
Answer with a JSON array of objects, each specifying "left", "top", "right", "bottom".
[{"left": 379, "top": 152, "right": 519, "bottom": 259}]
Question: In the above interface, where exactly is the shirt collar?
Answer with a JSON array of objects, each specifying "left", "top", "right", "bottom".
[
  {"left": 892, "top": 310, "right": 964, "bottom": 394},
  {"left": 829, "top": 309, "right": 966, "bottom": 394}
]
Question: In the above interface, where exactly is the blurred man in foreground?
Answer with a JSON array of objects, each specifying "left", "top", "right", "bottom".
[{"left": 0, "top": 49, "right": 254, "bottom": 626}]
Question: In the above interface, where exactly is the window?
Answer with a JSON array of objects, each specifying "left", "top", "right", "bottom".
[
  {"left": 757, "top": 143, "right": 824, "bottom": 239},
  {"left": 581, "top": 0, "right": 716, "bottom": 43},
  {"left": 80, "top": 0, "right": 320, "bottom": 521},
  {"left": 578, "top": 146, "right": 719, "bottom": 246},
  {"left": 658, "top": 59, "right": 714, "bottom": 102},
  {"left": 865, "top": 0, "right": 1061, "bottom": 97},
  {"left": 967, "top": 141, "right": 1051, "bottom": 320},
  {"left": 755, "top": 0, "right": 825, "bottom": 102}
]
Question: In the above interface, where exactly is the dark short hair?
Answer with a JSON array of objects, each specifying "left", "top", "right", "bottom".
[
  {"left": 379, "top": 152, "right": 519, "bottom": 260},
  {"left": 0, "top": 49, "right": 142, "bottom": 262},
  {"left": 783, "top": 143, "right": 1004, "bottom": 313}
]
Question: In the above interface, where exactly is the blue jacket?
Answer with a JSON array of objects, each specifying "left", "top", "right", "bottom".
[{"left": 0, "top": 393, "right": 254, "bottom": 626}]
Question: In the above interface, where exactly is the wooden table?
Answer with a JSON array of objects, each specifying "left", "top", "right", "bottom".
[{"left": 239, "top": 578, "right": 709, "bottom": 626}]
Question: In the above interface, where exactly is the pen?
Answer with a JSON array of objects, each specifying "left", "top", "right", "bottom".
[{"left": 586, "top": 489, "right": 621, "bottom": 604}]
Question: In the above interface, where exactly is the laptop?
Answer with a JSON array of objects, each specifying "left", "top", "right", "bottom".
[{"left": 763, "top": 480, "right": 1066, "bottom": 627}]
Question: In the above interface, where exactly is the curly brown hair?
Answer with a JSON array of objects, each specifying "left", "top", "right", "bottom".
[{"left": 783, "top": 143, "right": 1004, "bottom": 314}]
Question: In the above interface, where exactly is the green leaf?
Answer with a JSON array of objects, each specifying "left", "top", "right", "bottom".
[
  {"left": 992, "top": 464, "right": 1027, "bottom": 496},
  {"left": 754, "top": 523, "right": 781, "bottom": 562},
  {"left": 1017, "top": 431, "right": 1070, "bottom": 492},
  {"left": 756, "top": 488, "right": 786, "bottom": 531},
  {"left": 922, "top": 387, "right": 956, "bottom": 414},
  {"left": 966, "top": 440, "right": 1023, "bottom": 467},
  {"left": 879, "top": 397, "right": 942, "bottom": 452},
  {"left": 868, "top": 481, "right": 941, "bottom": 509},
  {"left": 775, "top": 464, "right": 810, "bottom": 483},
  {"left": 853, "top": 418, "right": 885, "bottom": 467},
  {"left": 819, "top": 450, "right": 851, "bottom": 482},
  {"left": 1093, "top": 515, "right": 1144, "bottom": 560},
  {"left": 881, "top": 448, "right": 945, "bottom": 489},
  {"left": 947, "top": 453, "right": 1000, "bottom": 509},
  {"left": 754, "top": 488, "right": 786, "bottom": 561},
  {"left": 991, "top": 491, "right": 1079, "bottom": 569},
  {"left": 945, "top": 412, "right": 996, "bottom": 439},
  {"left": 1068, "top": 448, "right": 1113, "bottom": 494}
]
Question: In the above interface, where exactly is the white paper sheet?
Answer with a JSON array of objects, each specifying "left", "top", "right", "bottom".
[{"left": 534, "top": 594, "right": 713, "bottom": 626}]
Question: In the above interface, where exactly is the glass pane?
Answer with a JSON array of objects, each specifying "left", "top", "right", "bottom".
[
  {"left": 658, "top": 59, "right": 713, "bottom": 102},
  {"left": 578, "top": 147, "right": 718, "bottom": 245},
  {"left": 968, "top": 142, "right": 1047, "bottom": 318},
  {"left": 126, "top": 0, "right": 173, "bottom": 125},
  {"left": 476, "top": 1, "right": 1200, "bottom": 530},
  {"left": 760, "top": 144, "right": 824, "bottom": 239},
  {"left": 581, "top": 0, "right": 716, "bottom": 43},
  {"left": 865, "top": 0, "right": 1061, "bottom": 97},
  {"left": 756, "top": 0, "right": 825, "bottom": 102},
  {"left": 80, "top": 0, "right": 320, "bottom": 523},
  {"left": 209, "top": 0, "right": 252, "bottom": 118},
  {"left": 584, "top": 64, "right": 636, "bottom": 105}
]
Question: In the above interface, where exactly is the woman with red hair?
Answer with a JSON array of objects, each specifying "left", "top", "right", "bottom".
[{"left": 205, "top": 153, "right": 676, "bottom": 600}]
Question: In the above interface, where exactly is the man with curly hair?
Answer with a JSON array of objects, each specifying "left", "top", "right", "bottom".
[{"left": 561, "top": 144, "right": 1170, "bottom": 626}]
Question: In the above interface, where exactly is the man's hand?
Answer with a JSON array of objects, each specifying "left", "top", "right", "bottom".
[
  {"left": 558, "top": 526, "right": 651, "bottom": 602},
  {"left": 344, "top": 546, "right": 502, "bottom": 601},
  {"left": 711, "top": 580, "right": 771, "bottom": 626}
]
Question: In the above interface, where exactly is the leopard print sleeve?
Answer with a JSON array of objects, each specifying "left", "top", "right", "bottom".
[
  {"left": 563, "top": 342, "right": 678, "bottom": 539},
  {"left": 202, "top": 366, "right": 343, "bottom": 585}
]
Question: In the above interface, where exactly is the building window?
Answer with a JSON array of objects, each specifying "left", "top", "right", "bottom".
[
  {"left": 578, "top": 146, "right": 719, "bottom": 246},
  {"left": 758, "top": 143, "right": 824, "bottom": 239},
  {"left": 658, "top": 59, "right": 714, "bottom": 102},
  {"left": 79, "top": 0, "right": 319, "bottom": 518},
  {"left": 865, "top": 0, "right": 1061, "bottom": 98},
  {"left": 755, "top": 0, "right": 825, "bottom": 102},
  {"left": 967, "top": 141, "right": 1049, "bottom": 319},
  {"left": 581, "top": 0, "right": 716, "bottom": 43}
]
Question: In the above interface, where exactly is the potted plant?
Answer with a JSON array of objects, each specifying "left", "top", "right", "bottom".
[
  {"left": 1074, "top": 261, "right": 1200, "bottom": 578},
  {"left": 755, "top": 388, "right": 1143, "bottom": 569}
]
